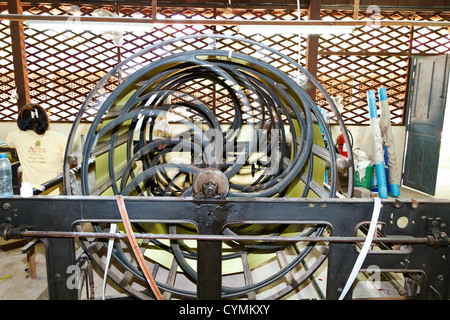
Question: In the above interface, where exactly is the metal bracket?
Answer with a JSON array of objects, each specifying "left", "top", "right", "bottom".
[
  {"left": 427, "top": 217, "right": 449, "bottom": 248},
  {"left": 193, "top": 168, "right": 229, "bottom": 199},
  {"left": 0, "top": 223, "right": 31, "bottom": 241},
  {"left": 1, "top": 196, "right": 450, "bottom": 300}
]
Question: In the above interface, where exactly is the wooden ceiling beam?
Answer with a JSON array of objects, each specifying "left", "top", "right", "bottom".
[
  {"left": 2, "top": 13, "right": 450, "bottom": 28},
  {"left": 13, "top": 1, "right": 450, "bottom": 11}
]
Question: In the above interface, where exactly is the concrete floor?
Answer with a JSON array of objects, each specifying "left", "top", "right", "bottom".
[
  {"left": 0, "top": 239, "right": 48, "bottom": 300},
  {"left": 0, "top": 238, "right": 128, "bottom": 300},
  {"left": 0, "top": 185, "right": 448, "bottom": 301}
]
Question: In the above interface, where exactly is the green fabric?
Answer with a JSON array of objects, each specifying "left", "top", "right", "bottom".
[
  {"left": 354, "top": 165, "right": 374, "bottom": 190},
  {"left": 94, "top": 98, "right": 329, "bottom": 274}
]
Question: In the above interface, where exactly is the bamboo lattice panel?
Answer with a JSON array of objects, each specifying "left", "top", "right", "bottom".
[
  {"left": 0, "top": 3, "right": 449, "bottom": 124},
  {"left": 316, "top": 10, "right": 414, "bottom": 124}
]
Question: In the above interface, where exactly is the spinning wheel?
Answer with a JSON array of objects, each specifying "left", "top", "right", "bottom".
[{"left": 63, "top": 35, "right": 353, "bottom": 299}]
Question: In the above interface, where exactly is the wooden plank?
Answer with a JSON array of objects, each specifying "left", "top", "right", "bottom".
[
  {"left": 0, "top": 238, "right": 29, "bottom": 251},
  {"left": 433, "top": 0, "right": 446, "bottom": 6},
  {"left": 321, "top": 0, "right": 337, "bottom": 4},
  {"left": 241, "top": 252, "right": 257, "bottom": 300},
  {"left": 318, "top": 50, "right": 411, "bottom": 56},
  {"left": 162, "top": 258, "right": 178, "bottom": 300}
]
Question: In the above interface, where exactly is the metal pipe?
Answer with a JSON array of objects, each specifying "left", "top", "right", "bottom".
[{"left": 19, "top": 229, "right": 434, "bottom": 245}]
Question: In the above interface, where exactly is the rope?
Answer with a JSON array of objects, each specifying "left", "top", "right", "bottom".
[{"left": 116, "top": 195, "right": 164, "bottom": 300}]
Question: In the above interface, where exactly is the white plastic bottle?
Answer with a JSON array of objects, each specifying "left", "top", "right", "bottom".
[{"left": 0, "top": 153, "right": 14, "bottom": 198}]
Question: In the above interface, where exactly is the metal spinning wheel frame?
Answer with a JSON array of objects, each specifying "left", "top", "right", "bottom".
[{"left": 63, "top": 35, "right": 354, "bottom": 300}]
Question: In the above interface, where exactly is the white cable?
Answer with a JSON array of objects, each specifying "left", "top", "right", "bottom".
[
  {"left": 102, "top": 223, "right": 117, "bottom": 300},
  {"left": 338, "top": 197, "right": 382, "bottom": 300}
]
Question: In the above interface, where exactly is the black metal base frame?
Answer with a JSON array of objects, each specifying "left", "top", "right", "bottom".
[{"left": 1, "top": 195, "right": 449, "bottom": 300}]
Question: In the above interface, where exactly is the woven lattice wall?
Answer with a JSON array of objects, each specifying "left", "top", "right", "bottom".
[
  {"left": 0, "top": 7, "right": 13, "bottom": 120},
  {"left": 1, "top": 3, "right": 449, "bottom": 124}
]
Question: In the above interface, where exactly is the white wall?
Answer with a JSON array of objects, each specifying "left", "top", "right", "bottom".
[{"left": 1, "top": 121, "right": 407, "bottom": 185}]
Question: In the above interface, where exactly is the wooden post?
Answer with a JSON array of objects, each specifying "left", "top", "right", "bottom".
[
  {"left": 305, "top": 0, "right": 321, "bottom": 102},
  {"left": 403, "top": 12, "right": 416, "bottom": 124},
  {"left": 7, "top": 0, "right": 30, "bottom": 109},
  {"left": 353, "top": 0, "right": 360, "bottom": 20},
  {"left": 27, "top": 244, "right": 36, "bottom": 279},
  {"left": 152, "top": 0, "right": 157, "bottom": 22}
]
